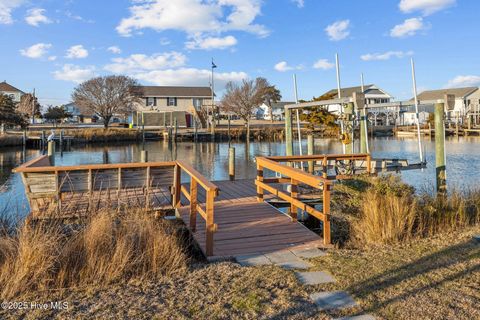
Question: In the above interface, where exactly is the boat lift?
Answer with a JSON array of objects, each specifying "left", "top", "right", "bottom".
[{"left": 283, "top": 93, "right": 455, "bottom": 174}]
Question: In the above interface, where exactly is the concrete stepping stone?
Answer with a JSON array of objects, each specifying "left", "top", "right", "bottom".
[
  {"left": 334, "top": 315, "right": 376, "bottom": 320},
  {"left": 291, "top": 248, "right": 326, "bottom": 259},
  {"left": 235, "top": 254, "right": 271, "bottom": 267},
  {"left": 265, "top": 250, "right": 313, "bottom": 270},
  {"left": 295, "top": 271, "right": 336, "bottom": 285},
  {"left": 310, "top": 291, "right": 357, "bottom": 310}
]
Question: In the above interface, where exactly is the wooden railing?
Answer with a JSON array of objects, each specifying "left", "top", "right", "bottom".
[
  {"left": 255, "top": 157, "right": 333, "bottom": 245},
  {"left": 14, "top": 156, "right": 219, "bottom": 256},
  {"left": 175, "top": 160, "right": 218, "bottom": 256},
  {"left": 266, "top": 153, "right": 371, "bottom": 178}
]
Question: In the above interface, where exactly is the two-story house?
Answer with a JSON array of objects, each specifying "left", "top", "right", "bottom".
[
  {"left": 133, "top": 86, "right": 213, "bottom": 128},
  {"left": 0, "top": 81, "right": 25, "bottom": 103}
]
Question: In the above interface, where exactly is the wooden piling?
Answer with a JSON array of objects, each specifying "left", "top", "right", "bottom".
[
  {"left": 47, "top": 141, "right": 55, "bottom": 165},
  {"left": 435, "top": 102, "right": 446, "bottom": 193},
  {"left": 59, "top": 130, "right": 64, "bottom": 150},
  {"left": 41, "top": 130, "right": 46, "bottom": 149},
  {"left": 140, "top": 150, "right": 148, "bottom": 163},
  {"left": 285, "top": 108, "right": 293, "bottom": 158},
  {"left": 22, "top": 131, "right": 26, "bottom": 146},
  {"left": 229, "top": 147, "right": 235, "bottom": 181},
  {"left": 344, "top": 102, "right": 354, "bottom": 154},
  {"left": 307, "top": 134, "right": 314, "bottom": 173},
  {"left": 174, "top": 117, "right": 178, "bottom": 141}
]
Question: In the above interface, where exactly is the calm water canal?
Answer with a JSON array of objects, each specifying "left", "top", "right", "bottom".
[{"left": 1, "top": 136, "right": 480, "bottom": 218}]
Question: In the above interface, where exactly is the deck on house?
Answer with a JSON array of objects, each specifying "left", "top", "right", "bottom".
[{"left": 177, "top": 179, "right": 325, "bottom": 259}]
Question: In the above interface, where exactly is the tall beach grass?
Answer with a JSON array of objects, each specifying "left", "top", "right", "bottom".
[{"left": 0, "top": 208, "right": 188, "bottom": 299}]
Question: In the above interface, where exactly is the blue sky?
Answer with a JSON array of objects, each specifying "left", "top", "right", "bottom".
[{"left": 1, "top": 0, "right": 479, "bottom": 106}]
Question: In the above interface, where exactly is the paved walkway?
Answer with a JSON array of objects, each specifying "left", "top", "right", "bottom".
[{"left": 234, "top": 248, "right": 376, "bottom": 319}]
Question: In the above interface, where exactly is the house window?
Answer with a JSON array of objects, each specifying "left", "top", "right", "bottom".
[
  {"left": 167, "top": 97, "right": 177, "bottom": 106},
  {"left": 146, "top": 97, "right": 155, "bottom": 106},
  {"left": 193, "top": 98, "right": 203, "bottom": 109}
]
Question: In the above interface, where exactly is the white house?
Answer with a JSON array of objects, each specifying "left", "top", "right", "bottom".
[
  {"left": 319, "top": 84, "right": 393, "bottom": 115},
  {"left": 415, "top": 87, "right": 479, "bottom": 124},
  {"left": 0, "top": 81, "right": 24, "bottom": 103},
  {"left": 255, "top": 101, "right": 293, "bottom": 120}
]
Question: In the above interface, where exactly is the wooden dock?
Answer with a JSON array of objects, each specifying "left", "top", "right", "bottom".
[
  {"left": 177, "top": 179, "right": 325, "bottom": 259},
  {"left": 13, "top": 153, "right": 374, "bottom": 258}
]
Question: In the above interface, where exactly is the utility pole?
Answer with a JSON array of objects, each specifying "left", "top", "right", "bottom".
[
  {"left": 336, "top": 53, "right": 346, "bottom": 154},
  {"left": 32, "top": 88, "right": 36, "bottom": 124},
  {"left": 210, "top": 58, "right": 217, "bottom": 134},
  {"left": 411, "top": 58, "right": 424, "bottom": 163}
]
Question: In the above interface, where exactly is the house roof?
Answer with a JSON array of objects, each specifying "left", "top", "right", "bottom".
[
  {"left": 0, "top": 81, "right": 24, "bottom": 94},
  {"left": 136, "top": 86, "right": 212, "bottom": 97},
  {"left": 323, "top": 84, "right": 379, "bottom": 98},
  {"left": 415, "top": 87, "right": 478, "bottom": 101}
]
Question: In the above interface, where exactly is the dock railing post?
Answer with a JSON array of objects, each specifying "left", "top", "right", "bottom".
[
  {"left": 229, "top": 147, "right": 235, "bottom": 181},
  {"left": 290, "top": 178, "right": 298, "bottom": 221},
  {"left": 189, "top": 179, "right": 198, "bottom": 232},
  {"left": 173, "top": 164, "right": 181, "bottom": 208},
  {"left": 322, "top": 182, "right": 331, "bottom": 245},
  {"left": 205, "top": 189, "right": 215, "bottom": 256},
  {"left": 307, "top": 134, "right": 314, "bottom": 173},
  {"left": 435, "top": 101, "right": 447, "bottom": 194},
  {"left": 256, "top": 163, "right": 264, "bottom": 202}
]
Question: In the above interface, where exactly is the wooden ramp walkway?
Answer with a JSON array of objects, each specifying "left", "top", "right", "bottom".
[{"left": 178, "top": 179, "right": 325, "bottom": 259}]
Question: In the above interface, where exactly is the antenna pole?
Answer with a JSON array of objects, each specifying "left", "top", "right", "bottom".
[
  {"left": 411, "top": 58, "right": 424, "bottom": 163},
  {"left": 293, "top": 75, "right": 304, "bottom": 169},
  {"left": 336, "top": 53, "right": 346, "bottom": 154}
]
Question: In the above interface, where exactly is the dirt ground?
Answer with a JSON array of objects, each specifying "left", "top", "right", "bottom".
[{"left": 1, "top": 227, "right": 478, "bottom": 320}]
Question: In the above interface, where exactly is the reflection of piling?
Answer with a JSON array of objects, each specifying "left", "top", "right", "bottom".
[
  {"left": 47, "top": 141, "right": 55, "bottom": 165},
  {"left": 435, "top": 102, "right": 446, "bottom": 193},
  {"left": 229, "top": 147, "right": 235, "bottom": 181},
  {"left": 193, "top": 118, "right": 198, "bottom": 141},
  {"left": 140, "top": 150, "right": 148, "bottom": 163},
  {"left": 59, "top": 130, "right": 64, "bottom": 150},
  {"left": 307, "top": 134, "right": 314, "bottom": 173},
  {"left": 41, "top": 130, "right": 46, "bottom": 149},
  {"left": 174, "top": 117, "right": 178, "bottom": 141}
]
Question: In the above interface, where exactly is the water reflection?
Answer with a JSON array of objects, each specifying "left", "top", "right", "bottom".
[{"left": 1, "top": 136, "right": 479, "bottom": 218}]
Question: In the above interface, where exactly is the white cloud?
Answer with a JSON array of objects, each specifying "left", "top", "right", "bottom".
[
  {"left": 135, "top": 68, "right": 247, "bottom": 88},
  {"left": 19, "top": 43, "right": 52, "bottom": 59},
  {"left": 292, "top": 0, "right": 304, "bottom": 8},
  {"left": 48, "top": 55, "right": 57, "bottom": 61},
  {"left": 53, "top": 64, "right": 96, "bottom": 83},
  {"left": 390, "top": 17, "right": 425, "bottom": 38},
  {"left": 361, "top": 50, "right": 414, "bottom": 61},
  {"left": 446, "top": 75, "right": 480, "bottom": 88},
  {"left": 185, "top": 35, "right": 237, "bottom": 50},
  {"left": 116, "top": 0, "right": 268, "bottom": 39},
  {"left": 399, "top": 0, "right": 455, "bottom": 15},
  {"left": 274, "top": 61, "right": 294, "bottom": 72},
  {"left": 104, "top": 52, "right": 187, "bottom": 73},
  {"left": 313, "top": 59, "right": 334, "bottom": 70},
  {"left": 66, "top": 45, "right": 89, "bottom": 59},
  {"left": 107, "top": 46, "right": 122, "bottom": 54},
  {"left": 0, "top": 0, "right": 25, "bottom": 24},
  {"left": 25, "top": 8, "right": 51, "bottom": 26},
  {"left": 65, "top": 11, "right": 94, "bottom": 23},
  {"left": 325, "top": 20, "right": 350, "bottom": 41}
]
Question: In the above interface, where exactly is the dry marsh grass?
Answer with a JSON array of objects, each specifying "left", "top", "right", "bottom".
[
  {"left": 0, "top": 135, "right": 23, "bottom": 147},
  {"left": 63, "top": 128, "right": 142, "bottom": 142},
  {"left": 0, "top": 208, "right": 188, "bottom": 299},
  {"left": 334, "top": 175, "right": 480, "bottom": 246}
]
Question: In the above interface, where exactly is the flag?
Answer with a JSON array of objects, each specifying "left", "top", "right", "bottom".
[{"left": 212, "top": 59, "right": 217, "bottom": 69}]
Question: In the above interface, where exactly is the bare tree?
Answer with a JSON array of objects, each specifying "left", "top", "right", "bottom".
[
  {"left": 221, "top": 78, "right": 268, "bottom": 140},
  {"left": 17, "top": 93, "right": 41, "bottom": 121},
  {"left": 72, "top": 75, "right": 142, "bottom": 129}
]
